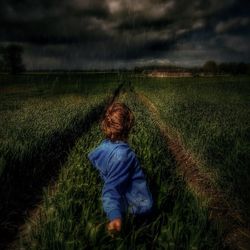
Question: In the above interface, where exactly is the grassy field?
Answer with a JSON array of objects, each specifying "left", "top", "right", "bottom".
[
  {"left": 134, "top": 76, "right": 250, "bottom": 219},
  {"left": 0, "top": 73, "right": 120, "bottom": 178},
  {"left": 19, "top": 89, "right": 222, "bottom": 249},
  {"left": 0, "top": 73, "right": 120, "bottom": 247},
  {"left": 0, "top": 74, "right": 249, "bottom": 249}
]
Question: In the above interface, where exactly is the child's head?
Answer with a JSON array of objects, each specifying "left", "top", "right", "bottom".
[{"left": 101, "top": 102, "right": 134, "bottom": 142}]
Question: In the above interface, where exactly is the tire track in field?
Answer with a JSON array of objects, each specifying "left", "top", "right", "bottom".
[
  {"left": 1, "top": 84, "right": 123, "bottom": 250},
  {"left": 136, "top": 91, "right": 250, "bottom": 250}
]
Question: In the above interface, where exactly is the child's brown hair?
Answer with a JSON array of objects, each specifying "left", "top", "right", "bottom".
[{"left": 101, "top": 102, "right": 134, "bottom": 142}]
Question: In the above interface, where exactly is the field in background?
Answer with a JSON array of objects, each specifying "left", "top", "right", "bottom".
[
  {"left": 134, "top": 76, "right": 250, "bottom": 219},
  {"left": 0, "top": 73, "right": 249, "bottom": 249}
]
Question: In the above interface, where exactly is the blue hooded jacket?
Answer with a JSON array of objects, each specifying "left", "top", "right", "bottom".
[{"left": 88, "top": 139, "right": 153, "bottom": 221}]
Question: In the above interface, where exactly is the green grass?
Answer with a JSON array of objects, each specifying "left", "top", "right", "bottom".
[
  {"left": 2, "top": 74, "right": 246, "bottom": 249},
  {"left": 19, "top": 88, "right": 222, "bottom": 249},
  {"left": 0, "top": 74, "right": 120, "bottom": 247},
  {"left": 0, "top": 74, "right": 120, "bottom": 178},
  {"left": 134, "top": 76, "right": 250, "bottom": 219}
]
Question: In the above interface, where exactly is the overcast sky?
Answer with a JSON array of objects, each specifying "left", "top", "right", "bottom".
[{"left": 0, "top": 0, "right": 249, "bottom": 69}]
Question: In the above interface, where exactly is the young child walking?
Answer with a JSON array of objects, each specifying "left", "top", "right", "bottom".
[{"left": 88, "top": 102, "right": 153, "bottom": 234}]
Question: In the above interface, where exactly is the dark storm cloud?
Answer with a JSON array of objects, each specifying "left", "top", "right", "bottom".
[
  {"left": 0, "top": 0, "right": 111, "bottom": 44},
  {"left": 0, "top": 0, "right": 249, "bottom": 69}
]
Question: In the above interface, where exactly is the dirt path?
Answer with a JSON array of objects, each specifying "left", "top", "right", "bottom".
[{"left": 136, "top": 91, "right": 250, "bottom": 250}]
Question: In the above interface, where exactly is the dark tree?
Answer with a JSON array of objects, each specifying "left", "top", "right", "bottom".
[
  {"left": 203, "top": 60, "right": 218, "bottom": 75},
  {"left": 218, "top": 62, "right": 249, "bottom": 75},
  {"left": 134, "top": 66, "right": 143, "bottom": 73},
  {"left": 3, "top": 44, "right": 25, "bottom": 74},
  {"left": 247, "top": 64, "right": 250, "bottom": 75},
  {"left": 236, "top": 62, "right": 247, "bottom": 74},
  {"left": 218, "top": 62, "right": 230, "bottom": 74},
  {"left": 0, "top": 46, "right": 4, "bottom": 72}
]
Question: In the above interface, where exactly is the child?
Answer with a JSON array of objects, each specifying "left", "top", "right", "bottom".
[{"left": 88, "top": 102, "right": 153, "bottom": 234}]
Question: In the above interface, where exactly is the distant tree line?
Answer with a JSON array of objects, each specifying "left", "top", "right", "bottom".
[
  {"left": 0, "top": 44, "right": 249, "bottom": 76},
  {"left": 133, "top": 61, "right": 250, "bottom": 76},
  {"left": 202, "top": 60, "right": 250, "bottom": 75},
  {"left": 0, "top": 44, "right": 26, "bottom": 74}
]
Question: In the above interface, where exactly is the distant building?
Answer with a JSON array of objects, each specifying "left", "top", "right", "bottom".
[{"left": 147, "top": 69, "right": 192, "bottom": 78}]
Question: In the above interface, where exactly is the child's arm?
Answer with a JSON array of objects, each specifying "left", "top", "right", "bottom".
[{"left": 102, "top": 148, "right": 133, "bottom": 223}]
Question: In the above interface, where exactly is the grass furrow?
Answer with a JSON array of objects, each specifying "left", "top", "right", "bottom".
[{"left": 134, "top": 76, "right": 250, "bottom": 221}]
